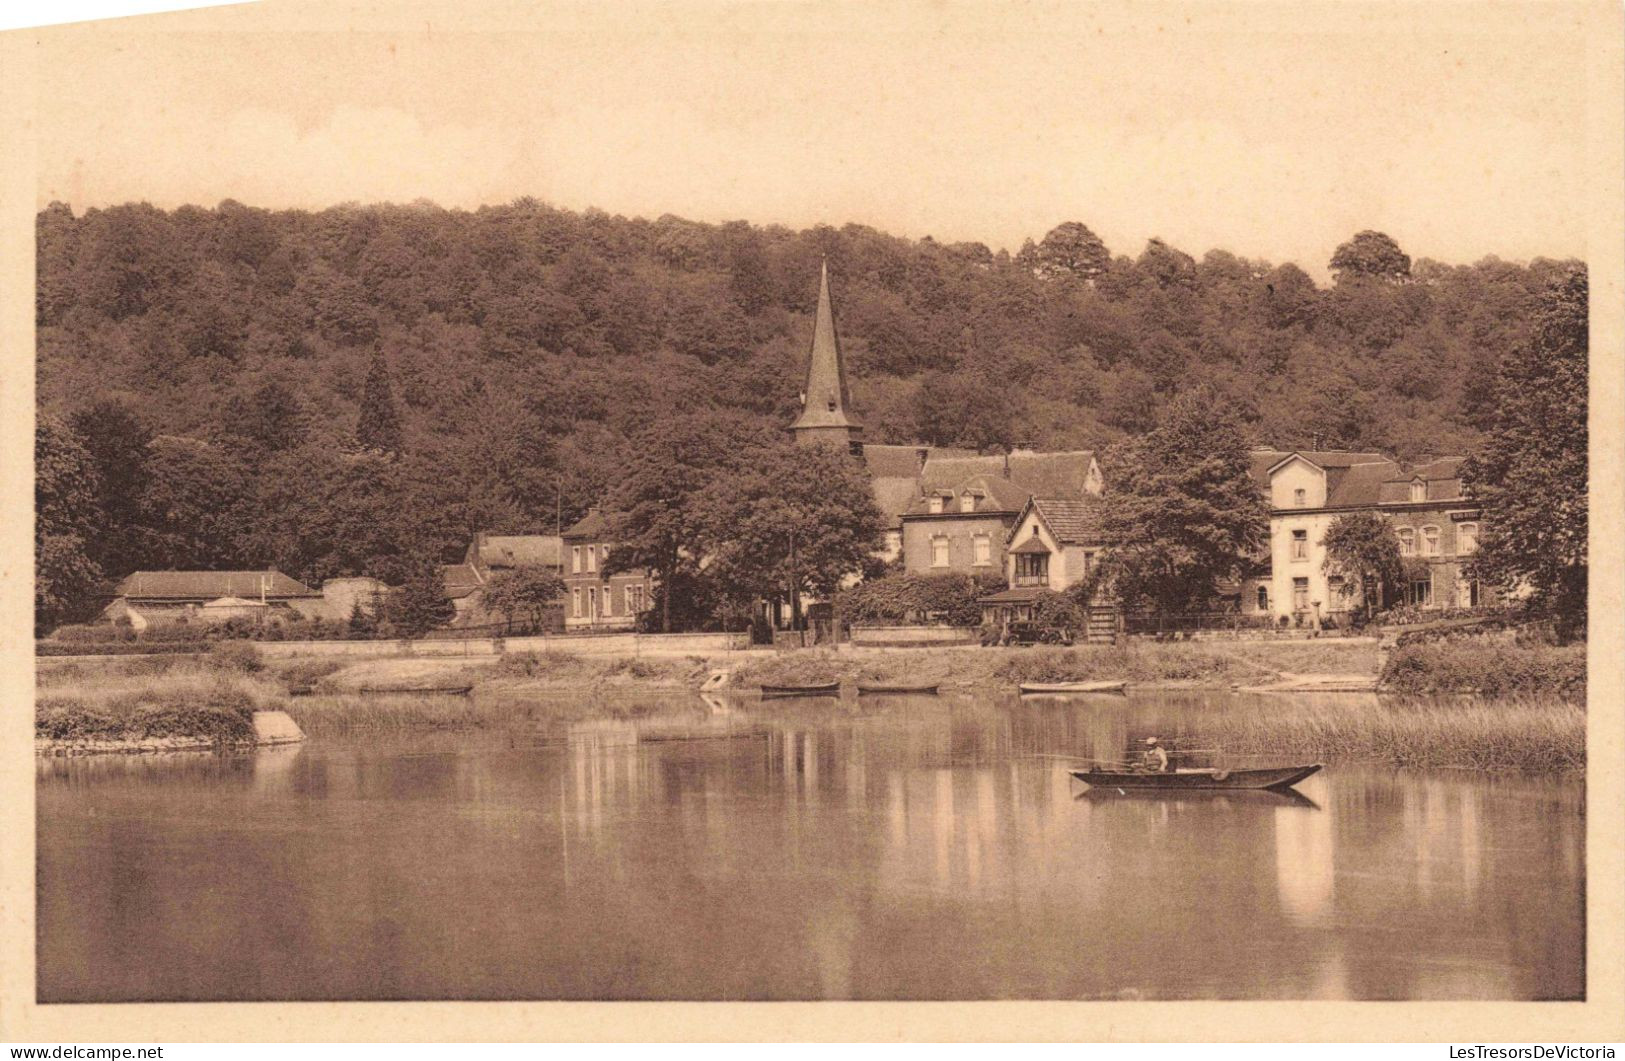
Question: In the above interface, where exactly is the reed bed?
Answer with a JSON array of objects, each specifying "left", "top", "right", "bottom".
[
  {"left": 282, "top": 688, "right": 690, "bottom": 736},
  {"left": 35, "top": 660, "right": 285, "bottom": 743},
  {"left": 1203, "top": 695, "right": 1585, "bottom": 773}
]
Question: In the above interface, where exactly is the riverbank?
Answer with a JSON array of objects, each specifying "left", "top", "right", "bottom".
[
  {"left": 35, "top": 641, "right": 1584, "bottom": 772},
  {"left": 727, "top": 640, "right": 1381, "bottom": 689},
  {"left": 1379, "top": 640, "right": 1586, "bottom": 698},
  {"left": 35, "top": 657, "right": 280, "bottom": 753}
]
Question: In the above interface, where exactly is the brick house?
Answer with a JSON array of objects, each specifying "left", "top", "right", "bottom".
[
  {"left": 561, "top": 508, "right": 655, "bottom": 630},
  {"left": 442, "top": 532, "right": 567, "bottom": 626},
  {"left": 1265, "top": 451, "right": 1488, "bottom": 622},
  {"left": 899, "top": 451, "right": 1103, "bottom": 579}
]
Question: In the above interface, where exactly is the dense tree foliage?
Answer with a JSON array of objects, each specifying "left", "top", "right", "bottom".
[
  {"left": 1462, "top": 268, "right": 1589, "bottom": 638},
  {"left": 1321, "top": 511, "right": 1405, "bottom": 619},
  {"left": 603, "top": 411, "right": 783, "bottom": 631},
  {"left": 36, "top": 415, "right": 104, "bottom": 633},
  {"left": 33, "top": 199, "right": 1578, "bottom": 629},
  {"left": 1094, "top": 392, "right": 1269, "bottom": 614},
  {"left": 693, "top": 441, "right": 886, "bottom": 626},
  {"left": 480, "top": 566, "right": 567, "bottom": 632}
]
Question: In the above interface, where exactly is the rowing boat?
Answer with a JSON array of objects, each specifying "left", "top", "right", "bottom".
[
  {"left": 1019, "top": 680, "right": 1127, "bottom": 695},
  {"left": 1069, "top": 763, "right": 1322, "bottom": 791},
  {"left": 759, "top": 682, "right": 840, "bottom": 698},
  {"left": 856, "top": 683, "right": 938, "bottom": 695},
  {"left": 357, "top": 684, "right": 474, "bottom": 696}
]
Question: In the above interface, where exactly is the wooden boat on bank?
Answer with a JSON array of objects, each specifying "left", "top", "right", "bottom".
[
  {"left": 1019, "top": 680, "right": 1127, "bottom": 695},
  {"left": 856, "top": 683, "right": 939, "bottom": 696},
  {"left": 760, "top": 682, "right": 840, "bottom": 699},
  {"left": 357, "top": 684, "right": 474, "bottom": 696},
  {"left": 1069, "top": 763, "right": 1322, "bottom": 792}
]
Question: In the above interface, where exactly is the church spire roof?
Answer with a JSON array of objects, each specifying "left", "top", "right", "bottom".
[{"left": 790, "top": 259, "right": 863, "bottom": 440}]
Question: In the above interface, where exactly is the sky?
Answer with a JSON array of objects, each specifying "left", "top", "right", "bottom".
[{"left": 23, "top": 0, "right": 1597, "bottom": 276}]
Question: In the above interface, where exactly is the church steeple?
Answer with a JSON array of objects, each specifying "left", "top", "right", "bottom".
[{"left": 790, "top": 259, "right": 863, "bottom": 450}]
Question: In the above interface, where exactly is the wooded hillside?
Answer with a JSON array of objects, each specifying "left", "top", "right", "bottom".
[{"left": 34, "top": 199, "right": 1578, "bottom": 602}]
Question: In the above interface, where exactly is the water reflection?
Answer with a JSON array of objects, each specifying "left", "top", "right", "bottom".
[{"left": 37, "top": 692, "right": 1583, "bottom": 1002}]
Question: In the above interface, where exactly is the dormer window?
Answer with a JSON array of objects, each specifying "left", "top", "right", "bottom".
[
  {"left": 928, "top": 496, "right": 944, "bottom": 514},
  {"left": 1410, "top": 479, "right": 1427, "bottom": 502},
  {"left": 959, "top": 494, "right": 976, "bottom": 513}
]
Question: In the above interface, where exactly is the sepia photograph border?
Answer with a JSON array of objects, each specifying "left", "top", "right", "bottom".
[{"left": 0, "top": 0, "right": 1621, "bottom": 1042}]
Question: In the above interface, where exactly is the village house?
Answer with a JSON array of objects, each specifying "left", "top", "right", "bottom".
[
  {"left": 100, "top": 569, "right": 324, "bottom": 630},
  {"left": 560, "top": 508, "right": 655, "bottom": 630},
  {"left": 1265, "top": 451, "right": 1488, "bottom": 622},
  {"left": 899, "top": 450, "right": 1103, "bottom": 578},
  {"left": 441, "top": 532, "right": 565, "bottom": 624},
  {"left": 977, "top": 496, "right": 1115, "bottom": 637},
  {"left": 789, "top": 261, "right": 1104, "bottom": 576}
]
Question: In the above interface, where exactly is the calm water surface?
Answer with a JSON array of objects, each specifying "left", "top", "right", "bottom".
[{"left": 37, "top": 691, "right": 1584, "bottom": 1001}]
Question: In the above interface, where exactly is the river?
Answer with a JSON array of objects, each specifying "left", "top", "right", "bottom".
[{"left": 36, "top": 691, "right": 1584, "bottom": 1002}]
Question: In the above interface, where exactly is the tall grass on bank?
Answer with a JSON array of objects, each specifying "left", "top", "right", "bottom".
[
  {"left": 729, "top": 640, "right": 1378, "bottom": 689},
  {"left": 35, "top": 658, "right": 284, "bottom": 744},
  {"left": 489, "top": 650, "right": 705, "bottom": 685},
  {"left": 1204, "top": 695, "right": 1585, "bottom": 773},
  {"left": 1381, "top": 641, "right": 1586, "bottom": 699},
  {"left": 282, "top": 688, "right": 687, "bottom": 736}
]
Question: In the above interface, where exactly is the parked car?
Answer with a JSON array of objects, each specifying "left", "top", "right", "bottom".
[{"left": 1002, "top": 621, "right": 1074, "bottom": 647}]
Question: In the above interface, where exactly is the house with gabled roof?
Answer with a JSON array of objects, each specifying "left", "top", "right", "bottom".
[
  {"left": 977, "top": 496, "right": 1114, "bottom": 632},
  {"left": 1264, "top": 450, "right": 1489, "bottom": 622},
  {"left": 898, "top": 451, "right": 1103, "bottom": 579}
]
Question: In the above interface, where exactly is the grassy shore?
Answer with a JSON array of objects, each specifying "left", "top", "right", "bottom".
[
  {"left": 35, "top": 657, "right": 282, "bottom": 746},
  {"left": 728, "top": 639, "right": 1379, "bottom": 689},
  {"left": 35, "top": 640, "right": 1584, "bottom": 772},
  {"left": 1380, "top": 641, "right": 1585, "bottom": 698}
]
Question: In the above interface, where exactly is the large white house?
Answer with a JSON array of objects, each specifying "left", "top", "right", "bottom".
[{"left": 1262, "top": 450, "right": 1487, "bottom": 622}]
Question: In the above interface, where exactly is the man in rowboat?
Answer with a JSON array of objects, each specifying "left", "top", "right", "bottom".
[{"left": 1139, "top": 737, "right": 1170, "bottom": 773}]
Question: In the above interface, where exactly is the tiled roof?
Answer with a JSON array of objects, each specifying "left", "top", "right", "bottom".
[
  {"left": 1010, "top": 536, "right": 1051, "bottom": 555},
  {"left": 920, "top": 450, "right": 1096, "bottom": 499},
  {"left": 1029, "top": 497, "right": 1108, "bottom": 545},
  {"left": 862, "top": 443, "right": 977, "bottom": 479},
  {"left": 442, "top": 563, "right": 484, "bottom": 599},
  {"left": 561, "top": 509, "right": 618, "bottom": 540},
  {"left": 115, "top": 570, "right": 319, "bottom": 600},
  {"left": 871, "top": 476, "right": 925, "bottom": 528},
  {"left": 904, "top": 473, "right": 1031, "bottom": 517},
  {"left": 474, "top": 534, "right": 563, "bottom": 569}
]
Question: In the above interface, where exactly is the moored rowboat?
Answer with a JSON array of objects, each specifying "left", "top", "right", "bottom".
[
  {"left": 1069, "top": 763, "right": 1322, "bottom": 791},
  {"left": 760, "top": 682, "right": 840, "bottom": 698},
  {"left": 856, "top": 683, "right": 939, "bottom": 695},
  {"left": 1019, "top": 680, "right": 1127, "bottom": 695},
  {"left": 357, "top": 684, "right": 474, "bottom": 696}
]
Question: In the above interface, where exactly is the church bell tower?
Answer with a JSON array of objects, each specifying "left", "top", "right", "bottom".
[{"left": 790, "top": 260, "right": 864, "bottom": 452}]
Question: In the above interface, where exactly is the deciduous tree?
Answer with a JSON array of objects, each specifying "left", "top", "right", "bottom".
[
  {"left": 1321, "top": 511, "right": 1404, "bottom": 619},
  {"left": 1095, "top": 392, "right": 1269, "bottom": 614},
  {"left": 1462, "top": 268, "right": 1588, "bottom": 638}
]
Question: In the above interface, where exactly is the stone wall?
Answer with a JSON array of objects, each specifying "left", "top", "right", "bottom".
[
  {"left": 254, "top": 631, "right": 750, "bottom": 659},
  {"left": 850, "top": 625, "right": 980, "bottom": 647}
]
